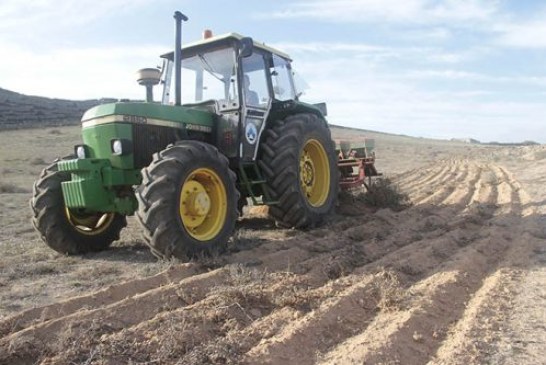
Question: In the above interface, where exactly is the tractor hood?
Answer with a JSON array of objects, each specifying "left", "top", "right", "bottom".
[{"left": 81, "top": 102, "right": 214, "bottom": 132}]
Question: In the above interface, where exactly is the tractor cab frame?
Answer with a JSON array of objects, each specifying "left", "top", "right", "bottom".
[{"left": 160, "top": 33, "right": 301, "bottom": 162}]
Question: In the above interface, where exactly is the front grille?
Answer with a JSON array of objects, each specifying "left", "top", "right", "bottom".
[{"left": 133, "top": 124, "right": 178, "bottom": 169}]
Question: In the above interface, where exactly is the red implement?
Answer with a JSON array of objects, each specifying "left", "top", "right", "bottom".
[{"left": 336, "top": 140, "right": 381, "bottom": 191}]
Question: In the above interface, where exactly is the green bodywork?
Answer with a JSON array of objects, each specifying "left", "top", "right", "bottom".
[
  {"left": 82, "top": 102, "right": 214, "bottom": 128},
  {"left": 59, "top": 158, "right": 140, "bottom": 214},
  {"left": 59, "top": 102, "right": 215, "bottom": 215},
  {"left": 268, "top": 100, "right": 325, "bottom": 122}
]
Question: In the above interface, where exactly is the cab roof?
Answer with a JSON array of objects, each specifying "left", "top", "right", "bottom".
[{"left": 161, "top": 32, "right": 292, "bottom": 61}]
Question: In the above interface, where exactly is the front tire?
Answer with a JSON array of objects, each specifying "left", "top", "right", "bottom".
[
  {"left": 259, "top": 113, "right": 339, "bottom": 228},
  {"left": 30, "top": 159, "right": 127, "bottom": 255},
  {"left": 136, "top": 141, "right": 239, "bottom": 260}
]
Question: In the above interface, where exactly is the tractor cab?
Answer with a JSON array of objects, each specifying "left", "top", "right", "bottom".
[{"left": 159, "top": 32, "right": 299, "bottom": 160}]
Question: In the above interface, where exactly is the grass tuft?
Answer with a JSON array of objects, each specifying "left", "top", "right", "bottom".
[
  {"left": 0, "top": 182, "right": 30, "bottom": 194},
  {"left": 339, "top": 178, "right": 411, "bottom": 211},
  {"left": 29, "top": 157, "right": 47, "bottom": 165},
  {"left": 357, "top": 178, "right": 410, "bottom": 211}
]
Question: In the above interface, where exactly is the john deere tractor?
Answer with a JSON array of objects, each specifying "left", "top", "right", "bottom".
[{"left": 30, "top": 11, "right": 339, "bottom": 259}]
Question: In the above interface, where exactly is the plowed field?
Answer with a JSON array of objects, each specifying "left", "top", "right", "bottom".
[{"left": 0, "top": 126, "right": 544, "bottom": 364}]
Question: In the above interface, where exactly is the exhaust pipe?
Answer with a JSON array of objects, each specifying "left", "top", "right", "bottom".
[{"left": 173, "top": 11, "right": 188, "bottom": 106}]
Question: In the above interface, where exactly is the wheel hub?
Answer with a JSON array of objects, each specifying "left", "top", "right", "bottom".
[
  {"left": 187, "top": 191, "right": 211, "bottom": 216},
  {"left": 300, "top": 152, "right": 316, "bottom": 194},
  {"left": 299, "top": 139, "right": 330, "bottom": 207},
  {"left": 180, "top": 180, "right": 211, "bottom": 228},
  {"left": 179, "top": 168, "right": 227, "bottom": 241}
]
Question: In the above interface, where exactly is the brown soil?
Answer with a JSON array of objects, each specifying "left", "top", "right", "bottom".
[{"left": 0, "top": 126, "right": 544, "bottom": 364}]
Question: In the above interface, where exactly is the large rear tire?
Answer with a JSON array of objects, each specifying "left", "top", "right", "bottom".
[
  {"left": 259, "top": 113, "right": 339, "bottom": 227},
  {"left": 30, "top": 159, "right": 127, "bottom": 255},
  {"left": 136, "top": 141, "right": 239, "bottom": 260}
]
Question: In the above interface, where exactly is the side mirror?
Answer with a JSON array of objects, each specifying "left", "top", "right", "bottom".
[{"left": 239, "top": 37, "right": 254, "bottom": 58}]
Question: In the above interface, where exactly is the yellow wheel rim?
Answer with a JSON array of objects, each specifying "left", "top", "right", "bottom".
[
  {"left": 179, "top": 168, "right": 227, "bottom": 241},
  {"left": 65, "top": 209, "right": 115, "bottom": 236},
  {"left": 300, "top": 139, "right": 330, "bottom": 207}
]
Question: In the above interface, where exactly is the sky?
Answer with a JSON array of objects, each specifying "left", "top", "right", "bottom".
[{"left": 1, "top": 0, "right": 545, "bottom": 143}]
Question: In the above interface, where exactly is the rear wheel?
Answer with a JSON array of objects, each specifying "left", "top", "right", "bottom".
[
  {"left": 30, "top": 159, "right": 126, "bottom": 255},
  {"left": 136, "top": 141, "right": 239, "bottom": 260},
  {"left": 259, "top": 113, "right": 339, "bottom": 227}
]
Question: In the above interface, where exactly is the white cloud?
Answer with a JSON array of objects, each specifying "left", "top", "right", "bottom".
[
  {"left": 273, "top": 42, "right": 387, "bottom": 54},
  {"left": 496, "top": 20, "right": 546, "bottom": 48},
  {"left": 268, "top": 0, "right": 546, "bottom": 50},
  {"left": 267, "top": 0, "right": 499, "bottom": 26},
  {"left": 0, "top": 0, "right": 157, "bottom": 34},
  {"left": 285, "top": 46, "right": 545, "bottom": 143},
  {"left": 275, "top": 41, "right": 486, "bottom": 69},
  {"left": 400, "top": 27, "right": 453, "bottom": 42},
  {"left": 0, "top": 40, "right": 168, "bottom": 100},
  {"left": 0, "top": 0, "right": 172, "bottom": 99},
  {"left": 407, "top": 69, "right": 546, "bottom": 86}
]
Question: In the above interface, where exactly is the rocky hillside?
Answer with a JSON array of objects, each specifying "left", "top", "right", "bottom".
[{"left": 0, "top": 88, "right": 116, "bottom": 129}]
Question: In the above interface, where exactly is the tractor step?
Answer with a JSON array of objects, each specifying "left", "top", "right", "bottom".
[
  {"left": 238, "top": 161, "right": 278, "bottom": 205},
  {"left": 249, "top": 180, "right": 267, "bottom": 185}
]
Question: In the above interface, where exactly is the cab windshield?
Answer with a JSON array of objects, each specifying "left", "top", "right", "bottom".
[{"left": 178, "top": 47, "right": 238, "bottom": 106}]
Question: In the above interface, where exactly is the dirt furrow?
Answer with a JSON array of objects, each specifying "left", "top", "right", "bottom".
[
  {"left": 436, "top": 164, "right": 477, "bottom": 206},
  {"left": 2, "top": 189, "right": 488, "bottom": 364},
  {"left": 0, "top": 225, "right": 335, "bottom": 341},
  {"left": 431, "top": 226, "right": 544, "bottom": 364},
  {"left": 416, "top": 160, "right": 460, "bottom": 188},
  {"left": 491, "top": 165, "right": 526, "bottom": 216},
  {"left": 464, "top": 171, "right": 498, "bottom": 215},
  {"left": 391, "top": 163, "right": 439, "bottom": 187},
  {"left": 240, "top": 211, "right": 496, "bottom": 364},
  {"left": 1, "top": 156, "right": 541, "bottom": 365},
  {"left": 413, "top": 165, "right": 468, "bottom": 205},
  {"left": 39, "top": 270, "right": 306, "bottom": 365},
  {"left": 464, "top": 164, "right": 494, "bottom": 207},
  {"left": 457, "top": 164, "right": 484, "bottom": 208},
  {"left": 0, "top": 211, "right": 394, "bottom": 362},
  {"left": 400, "top": 161, "right": 453, "bottom": 192},
  {"left": 430, "top": 268, "right": 518, "bottom": 364},
  {"left": 318, "top": 226, "right": 512, "bottom": 365},
  {"left": 401, "top": 164, "right": 450, "bottom": 190},
  {"left": 0, "top": 263, "right": 201, "bottom": 338},
  {"left": 0, "top": 269, "right": 230, "bottom": 363}
]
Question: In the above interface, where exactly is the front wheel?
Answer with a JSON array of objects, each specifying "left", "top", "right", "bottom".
[
  {"left": 136, "top": 141, "right": 239, "bottom": 260},
  {"left": 259, "top": 113, "right": 339, "bottom": 227},
  {"left": 30, "top": 159, "right": 127, "bottom": 255}
]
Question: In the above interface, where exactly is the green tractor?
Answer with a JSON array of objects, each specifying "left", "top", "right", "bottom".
[{"left": 30, "top": 11, "right": 340, "bottom": 260}]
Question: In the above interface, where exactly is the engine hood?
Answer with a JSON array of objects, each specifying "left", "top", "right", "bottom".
[{"left": 81, "top": 102, "right": 214, "bottom": 132}]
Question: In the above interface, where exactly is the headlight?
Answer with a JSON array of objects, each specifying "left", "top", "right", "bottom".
[
  {"left": 110, "top": 139, "right": 132, "bottom": 156},
  {"left": 112, "top": 140, "right": 123, "bottom": 155},
  {"left": 75, "top": 145, "right": 87, "bottom": 159}
]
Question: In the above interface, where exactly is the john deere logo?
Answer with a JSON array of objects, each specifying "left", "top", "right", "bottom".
[{"left": 245, "top": 123, "right": 257, "bottom": 145}]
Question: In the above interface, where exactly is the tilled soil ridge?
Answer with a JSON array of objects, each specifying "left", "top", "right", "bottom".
[{"left": 1, "top": 159, "right": 544, "bottom": 365}]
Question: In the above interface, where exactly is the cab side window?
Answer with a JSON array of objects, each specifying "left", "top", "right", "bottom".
[
  {"left": 241, "top": 52, "right": 270, "bottom": 107},
  {"left": 271, "top": 54, "right": 296, "bottom": 101}
]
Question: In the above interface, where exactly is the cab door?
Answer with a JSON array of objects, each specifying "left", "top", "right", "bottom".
[{"left": 239, "top": 51, "right": 272, "bottom": 161}]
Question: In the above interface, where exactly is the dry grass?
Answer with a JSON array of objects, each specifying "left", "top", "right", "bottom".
[
  {"left": 0, "top": 125, "right": 170, "bottom": 317},
  {"left": 338, "top": 177, "right": 410, "bottom": 213},
  {"left": 361, "top": 178, "right": 411, "bottom": 210},
  {"left": 2, "top": 124, "right": 543, "bottom": 365},
  {"left": 29, "top": 157, "right": 47, "bottom": 165},
  {"left": 374, "top": 269, "right": 408, "bottom": 312},
  {"left": 0, "top": 182, "right": 30, "bottom": 194}
]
